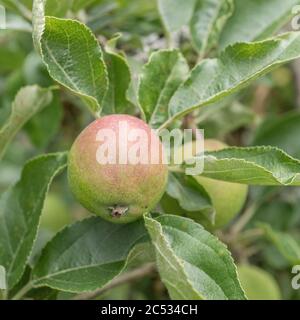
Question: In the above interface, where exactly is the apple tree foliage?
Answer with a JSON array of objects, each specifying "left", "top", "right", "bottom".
[{"left": 1, "top": 0, "right": 300, "bottom": 300}]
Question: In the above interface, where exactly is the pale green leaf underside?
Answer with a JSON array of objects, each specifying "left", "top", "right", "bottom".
[
  {"left": 192, "top": 146, "right": 300, "bottom": 186},
  {"left": 220, "top": 0, "right": 300, "bottom": 50},
  {"left": 145, "top": 215, "right": 246, "bottom": 300},
  {"left": 259, "top": 223, "right": 300, "bottom": 265},
  {"left": 0, "top": 85, "right": 53, "bottom": 160},
  {"left": 32, "top": 0, "right": 46, "bottom": 54},
  {"left": 32, "top": 217, "right": 149, "bottom": 292},
  {"left": 190, "top": 0, "right": 234, "bottom": 54},
  {"left": 0, "top": 266, "right": 6, "bottom": 290},
  {"left": 157, "top": 0, "right": 197, "bottom": 32},
  {"left": 139, "top": 49, "right": 189, "bottom": 128},
  {"left": 32, "top": 0, "right": 75, "bottom": 53},
  {"left": 166, "top": 32, "right": 300, "bottom": 127},
  {"left": 41, "top": 17, "right": 108, "bottom": 115},
  {"left": 0, "top": 153, "right": 68, "bottom": 289}
]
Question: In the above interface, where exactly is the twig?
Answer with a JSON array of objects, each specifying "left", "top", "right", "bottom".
[
  {"left": 220, "top": 227, "right": 264, "bottom": 246},
  {"left": 13, "top": 2, "right": 32, "bottom": 21},
  {"left": 229, "top": 202, "right": 259, "bottom": 236},
  {"left": 251, "top": 85, "right": 271, "bottom": 116},
  {"left": 229, "top": 188, "right": 280, "bottom": 238},
  {"left": 11, "top": 282, "right": 33, "bottom": 300},
  {"left": 237, "top": 228, "right": 264, "bottom": 243},
  {"left": 72, "top": 263, "right": 157, "bottom": 300}
]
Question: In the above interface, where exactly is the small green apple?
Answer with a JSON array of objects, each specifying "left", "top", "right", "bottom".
[
  {"left": 162, "top": 139, "right": 248, "bottom": 229},
  {"left": 237, "top": 264, "right": 281, "bottom": 300}
]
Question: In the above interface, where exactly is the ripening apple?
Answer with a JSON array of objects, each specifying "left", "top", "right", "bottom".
[{"left": 68, "top": 115, "right": 168, "bottom": 223}]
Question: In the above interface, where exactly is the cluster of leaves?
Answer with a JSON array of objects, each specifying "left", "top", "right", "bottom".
[{"left": 1, "top": 0, "right": 300, "bottom": 300}]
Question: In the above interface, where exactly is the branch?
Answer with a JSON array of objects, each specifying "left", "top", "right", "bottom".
[
  {"left": 229, "top": 188, "right": 280, "bottom": 238},
  {"left": 72, "top": 263, "right": 157, "bottom": 300},
  {"left": 12, "top": 1, "right": 32, "bottom": 21},
  {"left": 11, "top": 282, "right": 33, "bottom": 300}
]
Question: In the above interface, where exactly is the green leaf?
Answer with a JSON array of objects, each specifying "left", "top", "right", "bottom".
[
  {"left": 27, "top": 286, "right": 58, "bottom": 300},
  {"left": 192, "top": 146, "right": 300, "bottom": 186},
  {"left": 125, "top": 242, "right": 155, "bottom": 269},
  {"left": 138, "top": 50, "right": 189, "bottom": 128},
  {"left": 252, "top": 112, "right": 300, "bottom": 159},
  {"left": 145, "top": 214, "right": 245, "bottom": 300},
  {"left": 72, "top": 0, "right": 97, "bottom": 12},
  {"left": 0, "top": 153, "right": 68, "bottom": 289},
  {"left": 32, "top": 217, "right": 148, "bottom": 292},
  {"left": 259, "top": 223, "right": 300, "bottom": 265},
  {"left": 165, "top": 32, "right": 300, "bottom": 128},
  {"left": 102, "top": 50, "right": 134, "bottom": 115},
  {"left": 198, "top": 101, "right": 254, "bottom": 139},
  {"left": 41, "top": 17, "right": 108, "bottom": 115},
  {"left": 0, "top": 85, "right": 53, "bottom": 160},
  {"left": 164, "top": 173, "right": 214, "bottom": 223},
  {"left": 0, "top": 266, "right": 6, "bottom": 290},
  {"left": 220, "top": 0, "right": 300, "bottom": 50},
  {"left": 190, "top": 0, "right": 234, "bottom": 55},
  {"left": 157, "top": 0, "right": 234, "bottom": 54},
  {"left": 24, "top": 93, "right": 63, "bottom": 149},
  {"left": 32, "top": 0, "right": 77, "bottom": 54},
  {"left": 45, "top": 0, "right": 73, "bottom": 17},
  {"left": 157, "top": 0, "right": 197, "bottom": 33}
]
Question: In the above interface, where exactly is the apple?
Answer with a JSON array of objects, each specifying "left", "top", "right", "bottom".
[{"left": 68, "top": 115, "right": 168, "bottom": 223}]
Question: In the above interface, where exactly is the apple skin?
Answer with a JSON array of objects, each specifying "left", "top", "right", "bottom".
[
  {"left": 68, "top": 115, "right": 168, "bottom": 223},
  {"left": 162, "top": 139, "right": 248, "bottom": 229},
  {"left": 237, "top": 265, "right": 281, "bottom": 300}
]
